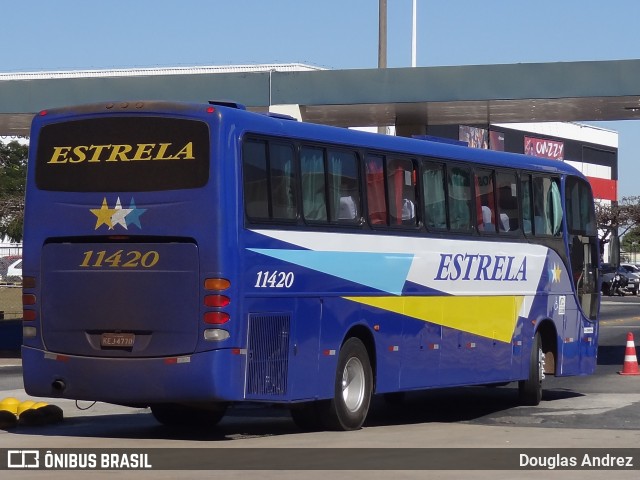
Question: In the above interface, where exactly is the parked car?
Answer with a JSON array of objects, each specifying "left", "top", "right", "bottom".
[
  {"left": 601, "top": 263, "right": 638, "bottom": 296},
  {"left": 5, "top": 258, "right": 22, "bottom": 283},
  {"left": 0, "top": 255, "right": 21, "bottom": 282},
  {"left": 619, "top": 264, "right": 640, "bottom": 295}
]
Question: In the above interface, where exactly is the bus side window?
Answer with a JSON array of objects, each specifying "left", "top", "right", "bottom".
[
  {"left": 387, "top": 158, "right": 417, "bottom": 226},
  {"left": 328, "top": 149, "right": 361, "bottom": 223},
  {"left": 496, "top": 171, "right": 520, "bottom": 233},
  {"left": 243, "top": 139, "right": 270, "bottom": 219},
  {"left": 301, "top": 146, "right": 328, "bottom": 222},
  {"left": 422, "top": 161, "right": 447, "bottom": 230},
  {"left": 532, "top": 176, "right": 562, "bottom": 236},
  {"left": 243, "top": 139, "right": 297, "bottom": 222},
  {"left": 549, "top": 178, "right": 563, "bottom": 236},
  {"left": 474, "top": 168, "right": 495, "bottom": 233},
  {"left": 448, "top": 165, "right": 472, "bottom": 232},
  {"left": 269, "top": 143, "right": 296, "bottom": 220},
  {"left": 366, "top": 155, "right": 387, "bottom": 225}
]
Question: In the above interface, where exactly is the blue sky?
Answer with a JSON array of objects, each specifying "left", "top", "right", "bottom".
[{"left": 2, "top": 0, "right": 640, "bottom": 196}]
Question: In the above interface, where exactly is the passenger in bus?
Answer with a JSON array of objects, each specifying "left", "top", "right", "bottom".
[
  {"left": 339, "top": 196, "right": 357, "bottom": 220},
  {"left": 499, "top": 213, "right": 510, "bottom": 231},
  {"left": 402, "top": 198, "right": 415, "bottom": 221},
  {"left": 480, "top": 206, "right": 495, "bottom": 232}
]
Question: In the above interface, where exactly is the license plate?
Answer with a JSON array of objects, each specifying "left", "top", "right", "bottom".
[{"left": 101, "top": 332, "right": 135, "bottom": 347}]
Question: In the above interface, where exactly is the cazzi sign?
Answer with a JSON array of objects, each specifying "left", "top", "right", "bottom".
[{"left": 524, "top": 136, "right": 564, "bottom": 161}]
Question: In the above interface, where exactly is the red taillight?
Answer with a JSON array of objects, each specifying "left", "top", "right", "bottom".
[
  {"left": 204, "top": 278, "right": 230, "bottom": 325},
  {"left": 204, "top": 295, "right": 230, "bottom": 308},
  {"left": 22, "top": 294, "right": 36, "bottom": 306},
  {"left": 206, "top": 106, "right": 215, "bottom": 114},
  {"left": 204, "top": 312, "right": 230, "bottom": 325},
  {"left": 22, "top": 280, "right": 37, "bottom": 322}
]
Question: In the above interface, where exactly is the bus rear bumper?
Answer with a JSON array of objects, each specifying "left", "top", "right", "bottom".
[{"left": 21, "top": 346, "right": 245, "bottom": 405}]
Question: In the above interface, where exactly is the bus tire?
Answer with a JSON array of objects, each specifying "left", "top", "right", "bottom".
[
  {"left": 518, "top": 332, "right": 544, "bottom": 406},
  {"left": 150, "top": 402, "right": 227, "bottom": 428},
  {"left": 321, "top": 337, "right": 373, "bottom": 431}
]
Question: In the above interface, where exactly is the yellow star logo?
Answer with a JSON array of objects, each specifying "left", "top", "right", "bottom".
[
  {"left": 551, "top": 263, "right": 562, "bottom": 283},
  {"left": 90, "top": 198, "right": 116, "bottom": 230}
]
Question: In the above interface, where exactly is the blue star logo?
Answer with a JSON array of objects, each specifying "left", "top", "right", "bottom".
[{"left": 124, "top": 198, "right": 147, "bottom": 229}]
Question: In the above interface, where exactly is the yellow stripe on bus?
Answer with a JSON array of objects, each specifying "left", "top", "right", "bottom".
[{"left": 343, "top": 295, "right": 525, "bottom": 343}]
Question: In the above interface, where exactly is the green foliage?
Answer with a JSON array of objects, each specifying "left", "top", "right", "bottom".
[
  {"left": 621, "top": 225, "right": 640, "bottom": 254},
  {"left": 0, "top": 141, "right": 28, "bottom": 242},
  {"left": 595, "top": 196, "right": 640, "bottom": 258}
]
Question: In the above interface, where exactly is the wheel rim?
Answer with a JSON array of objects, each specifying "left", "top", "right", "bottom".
[{"left": 341, "top": 357, "right": 365, "bottom": 412}]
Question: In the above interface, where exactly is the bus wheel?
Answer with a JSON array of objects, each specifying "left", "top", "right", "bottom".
[
  {"left": 150, "top": 402, "right": 227, "bottom": 428},
  {"left": 321, "top": 337, "right": 373, "bottom": 431},
  {"left": 518, "top": 332, "right": 545, "bottom": 406}
]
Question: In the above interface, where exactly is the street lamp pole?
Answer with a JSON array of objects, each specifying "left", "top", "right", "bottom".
[
  {"left": 412, "top": 0, "right": 417, "bottom": 67},
  {"left": 378, "top": 0, "right": 387, "bottom": 69},
  {"left": 378, "top": 0, "right": 387, "bottom": 135}
]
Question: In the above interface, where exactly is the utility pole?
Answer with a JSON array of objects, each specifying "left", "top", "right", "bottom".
[
  {"left": 378, "top": 0, "right": 387, "bottom": 69},
  {"left": 411, "top": 0, "right": 417, "bottom": 67},
  {"left": 378, "top": 0, "right": 387, "bottom": 134}
]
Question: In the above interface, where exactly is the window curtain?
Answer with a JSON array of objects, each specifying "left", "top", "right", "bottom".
[
  {"left": 366, "top": 156, "right": 386, "bottom": 225},
  {"left": 329, "top": 152, "right": 342, "bottom": 222},
  {"left": 301, "top": 148, "right": 327, "bottom": 221},
  {"left": 423, "top": 166, "right": 446, "bottom": 229}
]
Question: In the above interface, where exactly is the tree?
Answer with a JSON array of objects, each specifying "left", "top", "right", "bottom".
[
  {"left": 595, "top": 196, "right": 640, "bottom": 261},
  {"left": 621, "top": 225, "right": 640, "bottom": 262},
  {"left": 0, "top": 141, "right": 28, "bottom": 242}
]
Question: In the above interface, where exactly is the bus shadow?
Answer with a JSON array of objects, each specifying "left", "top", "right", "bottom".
[
  {"left": 6, "top": 407, "right": 300, "bottom": 441},
  {"left": 5, "top": 387, "right": 585, "bottom": 439},
  {"left": 365, "top": 385, "right": 583, "bottom": 427},
  {"left": 597, "top": 345, "right": 627, "bottom": 365}
]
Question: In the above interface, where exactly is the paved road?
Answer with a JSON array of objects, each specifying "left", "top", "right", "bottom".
[{"left": 0, "top": 298, "right": 639, "bottom": 479}]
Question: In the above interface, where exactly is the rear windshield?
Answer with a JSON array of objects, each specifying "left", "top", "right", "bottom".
[{"left": 36, "top": 116, "right": 210, "bottom": 192}]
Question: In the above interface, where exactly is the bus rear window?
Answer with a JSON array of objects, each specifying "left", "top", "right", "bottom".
[{"left": 35, "top": 116, "right": 210, "bottom": 191}]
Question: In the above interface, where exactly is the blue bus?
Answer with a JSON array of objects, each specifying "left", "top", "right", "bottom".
[{"left": 21, "top": 101, "right": 600, "bottom": 431}]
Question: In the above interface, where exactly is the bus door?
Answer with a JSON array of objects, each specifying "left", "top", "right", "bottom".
[
  {"left": 565, "top": 176, "right": 599, "bottom": 373},
  {"left": 565, "top": 177, "right": 599, "bottom": 320}
]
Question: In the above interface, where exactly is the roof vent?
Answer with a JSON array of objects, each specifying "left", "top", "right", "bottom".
[
  {"left": 208, "top": 100, "right": 246, "bottom": 110},
  {"left": 261, "top": 112, "right": 298, "bottom": 121}
]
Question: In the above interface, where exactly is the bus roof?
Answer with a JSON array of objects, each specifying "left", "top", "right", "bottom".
[{"left": 34, "top": 100, "right": 585, "bottom": 179}]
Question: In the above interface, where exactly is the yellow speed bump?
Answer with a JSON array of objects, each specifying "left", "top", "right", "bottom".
[
  {"left": 0, "top": 397, "right": 20, "bottom": 415},
  {"left": 17, "top": 400, "right": 36, "bottom": 416}
]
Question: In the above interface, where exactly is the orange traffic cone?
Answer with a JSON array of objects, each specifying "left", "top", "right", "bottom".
[{"left": 618, "top": 332, "right": 640, "bottom": 375}]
